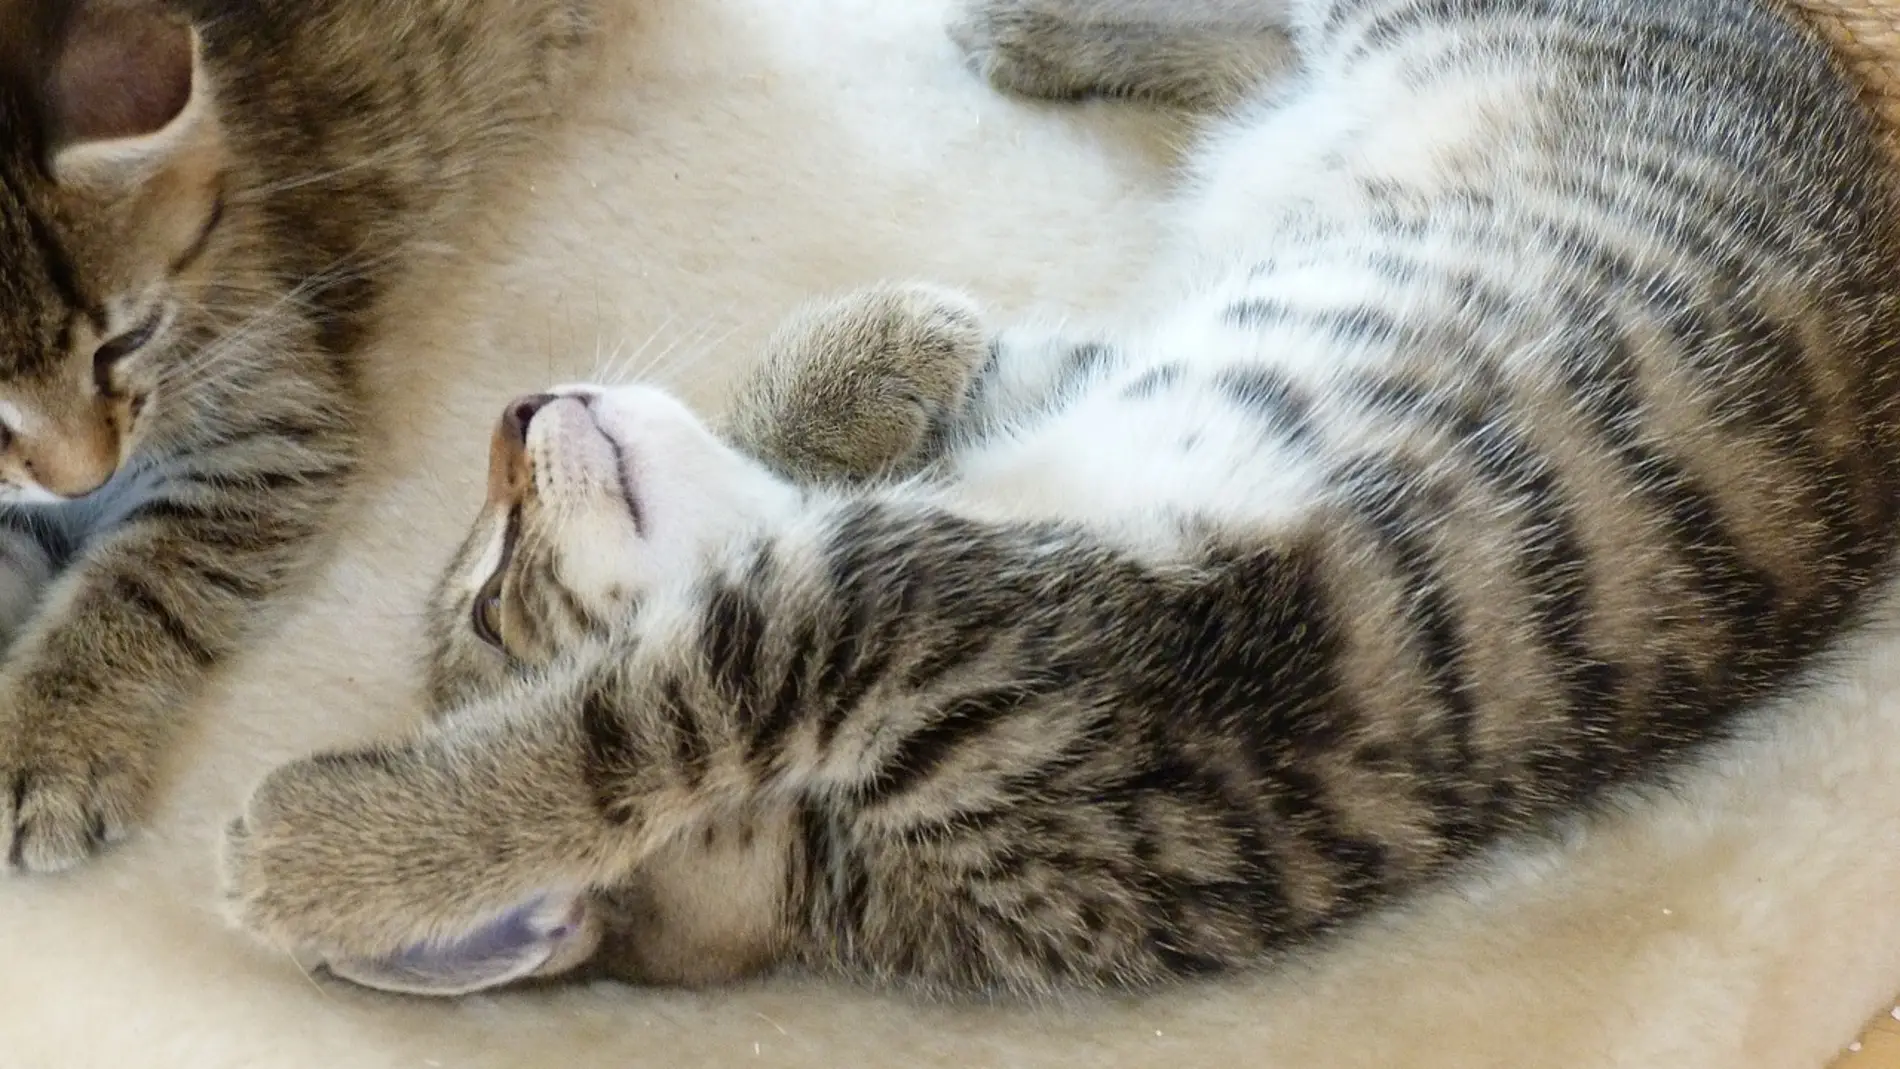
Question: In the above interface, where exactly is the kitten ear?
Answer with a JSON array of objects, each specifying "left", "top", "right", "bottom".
[
  {"left": 43, "top": 2, "right": 206, "bottom": 187},
  {"left": 321, "top": 894, "right": 601, "bottom": 998}
]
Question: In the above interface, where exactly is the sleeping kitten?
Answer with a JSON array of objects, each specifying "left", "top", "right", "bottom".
[
  {"left": 226, "top": 0, "right": 1900, "bottom": 997},
  {"left": 0, "top": 0, "right": 592, "bottom": 872}
]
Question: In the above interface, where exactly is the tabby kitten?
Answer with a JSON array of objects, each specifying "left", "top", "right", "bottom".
[
  {"left": 225, "top": 0, "right": 1900, "bottom": 998},
  {"left": 0, "top": 0, "right": 592, "bottom": 872}
]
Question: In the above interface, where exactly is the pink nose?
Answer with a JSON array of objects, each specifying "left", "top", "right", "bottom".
[
  {"left": 500, "top": 393, "right": 556, "bottom": 449},
  {"left": 487, "top": 393, "right": 556, "bottom": 506}
]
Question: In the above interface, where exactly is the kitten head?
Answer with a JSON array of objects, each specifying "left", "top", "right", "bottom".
[
  {"left": 0, "top": 0, "right": 228, "bottom": 501},
  {"left": 424, "top": 385, "right": 799, "bottom": 713}
]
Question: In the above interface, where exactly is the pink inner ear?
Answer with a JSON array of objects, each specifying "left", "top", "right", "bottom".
[{"left": 50, "top": 2, "right": 194, "bottom": 146}]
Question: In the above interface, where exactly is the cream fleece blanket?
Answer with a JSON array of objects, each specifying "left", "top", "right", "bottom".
[{"left": 5, "top": 1, "right": 1900, "bottom": 1066}]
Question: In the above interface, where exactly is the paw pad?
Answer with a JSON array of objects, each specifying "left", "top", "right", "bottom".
[{"left": 322, "top": 894, "right": 600, "bottom": 996}]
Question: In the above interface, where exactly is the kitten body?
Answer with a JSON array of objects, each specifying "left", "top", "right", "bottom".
[
  {"left": 0, "top": 0, "right": 593, "bottom": 871},
  {"left": 226, "top": 0, "right": 1900, "bottom": 997}
]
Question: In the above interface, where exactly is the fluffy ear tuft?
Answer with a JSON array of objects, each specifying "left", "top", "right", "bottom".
[{"left": 44, "top": 2, "right": 204, "bottom": 185}]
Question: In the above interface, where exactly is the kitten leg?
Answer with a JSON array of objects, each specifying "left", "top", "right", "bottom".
[
  {"left": 721, "top": 284, "right": 990, "bottom": 483},
  {"left": 222, "top": 664, "right": 632, "bottom": 983},
  {"left": 0, "top": 519, "right": 62, "bottom": 655},
  {"left": 0, "top": 373, "right": 358, "bottom": 873},
  {"left": 950, "top": 0, "right": 1299, "bottom": 109},
  {"left": 221, "top": 644, "right": 807, "bottom": 991}
]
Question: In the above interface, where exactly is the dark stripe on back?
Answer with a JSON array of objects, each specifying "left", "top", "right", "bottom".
[
  {"left": 702, "top": 579, "right": 767, "bottom": 708},
  {"left": 1121, "top": 363, "right": 1185, "bottom": 401},
  {"left": 1214, "top": 365, "right": 1316, "bottom": 445},
  {"left": 812, "top": 513, "right": 919, "bottom": 749},
  {"left": 111, "top": 573, "right": 215, "bottom": 667},
  {"left": 1348, "top": 372, "right": 1623, "bottom": 808},
  {"left": 1561, "top": 323, "right": 1784, "bottom": 672},
  {"left": 745, "top": 621, "right": 814, "bottom": 770},
  {"left": 810, "top": 591, "right": 903, "bottom": 752},
  {"left": 900, "top": 623, "right": 995, "bottom": 692},
  {"left": 579, "top": 688, "right": 640, "bottom": 824},
  {"left": 654, "top": 677, "right": 708, "bottom": 788},
  {"left": 788, "top": 800, "right": 832, "bottom": 930},
  {"left": 1326, "top": 457, "right": 1483, "bottom": 835},
  {"left": 1264, "top": 762, "right": 1389, "bottom": 909},
  {"left": 858, "top": 684, "right": 1042, "bottom": 806},
  {"left": 1054, "top": 343, "right": 1114, "bottom": 395},
  {"left": 186, "top": 557, "right": 271, "bottom": 602}
]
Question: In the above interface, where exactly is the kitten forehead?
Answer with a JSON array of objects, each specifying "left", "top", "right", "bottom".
[{"left": 0, "top": 178, "right": 73, "bottom": 378}]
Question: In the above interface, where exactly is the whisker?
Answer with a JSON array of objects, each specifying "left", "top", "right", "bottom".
[
  {"left": 597, "top": 312, "right": 681, "bottom": 386},
  {"left": 611, "top": 316, "right": 725, "bottom": 387},
  {"left": 225, "top": 143, "right": 425, "bottom": 202}
]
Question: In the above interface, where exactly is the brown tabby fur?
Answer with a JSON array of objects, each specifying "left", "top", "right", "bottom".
[
  {"left": 226, "top": 0, "right": 1900, "bottom": 999},
  {"left": 0, "top": 0, "right": 594, "bottom": 872}
]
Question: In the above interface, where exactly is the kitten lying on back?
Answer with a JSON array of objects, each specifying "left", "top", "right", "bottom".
[
  {"left": 226, "top": 0, "right": 1900, "bottom": 997},
  {"left": 0, "top": 0, "right": 592, "bottom": 872}
]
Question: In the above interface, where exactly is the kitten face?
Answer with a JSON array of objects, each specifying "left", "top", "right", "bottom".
[
  {"left": 425, "top": 385, "right": 799, "bottom": 712},
  {"left": 0, "top": 2, "right": 228, "bottom": 502}
]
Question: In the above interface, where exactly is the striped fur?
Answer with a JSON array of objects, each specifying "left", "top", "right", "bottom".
[
  {"left": 0, "top": 0, "right": 594, "bottom": 873},
  {"left": 226, "top": 0, "right": 1900, "bottom": 998}
]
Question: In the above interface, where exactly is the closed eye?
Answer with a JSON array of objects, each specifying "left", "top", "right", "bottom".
[
  {"left": 93, "top": 309, "right": 166, "bottom": 388},
  {"left": 471, "top": 580, "right": 506, "bottom": 650},
  {"left": 470, "top": 506, "right": 522, "bottom": 653}
]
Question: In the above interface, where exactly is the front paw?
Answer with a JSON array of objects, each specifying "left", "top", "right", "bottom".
[
  {"left": 225, "top": 746, "right": 470, "bottom": 958},
  {"left": 0, "top": 720, "right": 151, "bottom": 873},
  {"left": 223, "top": 746, "right": 601, "bottom": 994},
  {"left": 726, "top": 284, "right": 989, "bottom": 482},
  {"left": 0, "top": 524, "right": 58, "bottom": 654}
]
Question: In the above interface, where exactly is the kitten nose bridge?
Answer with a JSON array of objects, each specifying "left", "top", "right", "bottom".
[{"left": 487, "top": 393, "right": 555, "bottom": 506}]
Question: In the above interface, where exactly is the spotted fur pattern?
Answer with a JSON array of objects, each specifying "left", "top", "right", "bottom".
[
  {"left": 225, "top": 0, "right": 1900, "bottom": 998},
  {"left": 0, "top": 0, "right": 594, "bottom": 873}
]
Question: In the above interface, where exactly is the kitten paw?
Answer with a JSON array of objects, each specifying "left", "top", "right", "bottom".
[
  {"left": 322, "top": 894, "right": 601, "bottom": 997},
  {"left": 0, "top": 736, "right": 145, "bottom": 873},
  {"left": 0, "top": 525, "right": 56, "bottom": 654},
  {"left": 222, "top": 745, "right": 600, "bottom": 993},
  {"left": 224, "top": 747, "right": 463, "bottom": 958},
  {"left": 726, "top": 283, "right": 990, "bottom": 481},
  {"left": 0, "top": 525, "right": 138, "bottom": 873}
]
